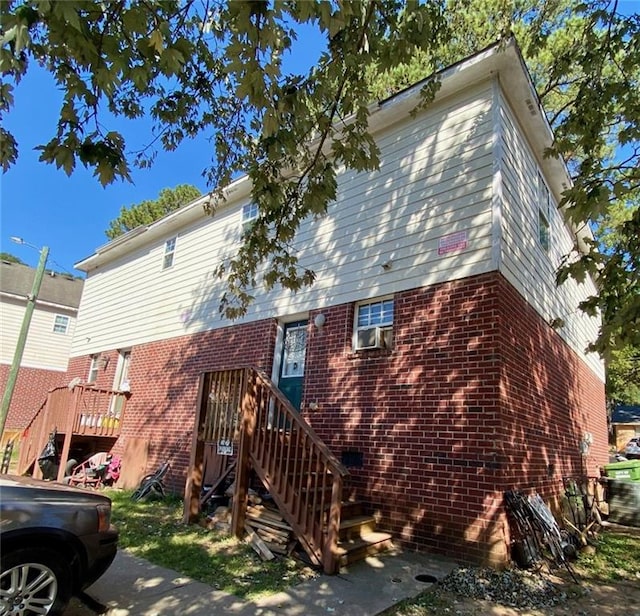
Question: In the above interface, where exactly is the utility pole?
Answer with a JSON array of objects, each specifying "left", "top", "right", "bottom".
[{"left": 0, "top": 244, "right": 50, "bottom": 439}]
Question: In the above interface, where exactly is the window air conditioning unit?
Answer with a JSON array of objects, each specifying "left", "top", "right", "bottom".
[{"left": 356, "top": 326, "right": 390, "bottom": 350}]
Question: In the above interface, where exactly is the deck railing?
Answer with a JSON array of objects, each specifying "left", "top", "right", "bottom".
[
  {"left": 17, "top": 384, "right": 127, "bottom": 478},
  {"left": 185, "top": 367, "right": 349, "bottom": 574}
]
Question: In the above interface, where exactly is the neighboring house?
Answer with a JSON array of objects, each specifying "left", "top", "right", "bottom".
[
  {"left": 30, "top": 40, "right": 607, "bottom": 567},
  {"left": 0, "top": 261, "right": 83, "bottom": 443},
  {"left": 610, "top": 405, "right": 640, "bottom": 451}
]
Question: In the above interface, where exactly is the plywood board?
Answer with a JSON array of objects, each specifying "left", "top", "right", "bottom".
[{"left": 119, "top": 437, "right": 149, "bottom": 489}]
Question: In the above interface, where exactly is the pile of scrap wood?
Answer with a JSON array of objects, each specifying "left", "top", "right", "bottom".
[
  {"left": 200, "top": 504, "right": 231, "bottom": 531},
  {"left": 199, "top": 483, "right": 260, "bottom": 532},
  {"left": 244, "top": 503, "right": 297, "bottom": 561}
]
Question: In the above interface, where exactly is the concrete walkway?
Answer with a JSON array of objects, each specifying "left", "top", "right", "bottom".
[{"left": 66, "top": 548, "right": 458, "bottom": 616}]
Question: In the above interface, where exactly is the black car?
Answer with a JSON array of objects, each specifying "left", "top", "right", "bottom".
[{"left": 0, "top": 474, "right": 118, "bottom": 615}]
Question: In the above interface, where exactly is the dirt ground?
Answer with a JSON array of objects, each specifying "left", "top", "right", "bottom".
[
  {"left": 437, "top": 574, "right": 640, "bottom": 616},
  {"left": 435, "top": 525, "right": 640, "bottom": 616}
]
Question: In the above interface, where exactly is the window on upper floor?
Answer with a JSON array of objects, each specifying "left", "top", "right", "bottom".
[
  {"left": 53, "top": 314, "right": 70, "bottom": 334},
  {"left": 163, "top": 237, "right": 177, "bottom": 270},
  {"left": 241, "top": 203, "right": 259, "bottom": 228},
  {"left": 88, "top": 355, "right": 99, "bottom": 383},
  {"left": 354, "top": 297, "right": 394, "bottom": 351},
  {"left": 537, "top": 171, "right": 551, "bottom": 252}
]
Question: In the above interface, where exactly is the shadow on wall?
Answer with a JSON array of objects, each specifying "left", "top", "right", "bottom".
[
  {"left": 66, "top": 88, "right": 605, "bottom": 565},
  {"left": 101, "top": 85, "right": 499, "bottom": 496},
  {"left": 302, "top": 272, "right": 606, "bottom": 566},
  {"left": 112, "top": 320, "right": 278, "bottom": 492},
  {"left": 66, "top": 82, "right": 498, "bottom": 496}
]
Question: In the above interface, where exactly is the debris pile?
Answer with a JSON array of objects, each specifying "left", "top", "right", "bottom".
[
  {"left": 245, "top": 503, "right": 296, "bottom": 560},
  {"left": 438, "top": 567, "right": 569, "bottom": 609}
]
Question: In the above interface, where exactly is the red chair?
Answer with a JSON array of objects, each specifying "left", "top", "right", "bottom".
[
  {"left": 66, "top": 452, "right": 111, "bottom": 489},
  {"left": 104, "top": 455, "right": 121, "bottom": 486}
]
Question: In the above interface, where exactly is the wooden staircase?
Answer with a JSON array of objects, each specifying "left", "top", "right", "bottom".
[
  {"left": 337, "top": 501, "right": 394, "bottom": 567},
  {"left": 184, "top": 366, "right": 393, "bottom": 574}
]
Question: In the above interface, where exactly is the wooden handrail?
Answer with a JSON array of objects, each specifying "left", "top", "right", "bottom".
[
  {"left": 17, "top": 391, "right": 57, "bottom": 476},
  {"left": 250, "top": 368, "right": 348, "bottom": 573},
  {"left": 16, "top": 385, "right": 127, "bottom": 477}
]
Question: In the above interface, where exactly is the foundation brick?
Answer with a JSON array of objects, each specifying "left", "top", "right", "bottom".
[{"left": 64, "top": 272, "right": 606, "bottom": 566}]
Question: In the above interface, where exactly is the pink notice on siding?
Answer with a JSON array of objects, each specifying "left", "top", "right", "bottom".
[{"left": 438, "top": 231, "right": 468, "bottom": 255}]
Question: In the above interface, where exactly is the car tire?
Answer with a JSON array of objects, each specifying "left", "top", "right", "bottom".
[{"left": 0, "top": 547, "right": 73, "bottom": 616}]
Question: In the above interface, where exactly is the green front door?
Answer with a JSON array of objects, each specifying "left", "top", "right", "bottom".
[{"left": 278, "top": 320, "right": 308, "bottom": 411}]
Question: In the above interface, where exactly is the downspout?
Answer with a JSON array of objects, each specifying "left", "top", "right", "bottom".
[{"left": 490, "top": 78, "right": 504, "bottom": 273}]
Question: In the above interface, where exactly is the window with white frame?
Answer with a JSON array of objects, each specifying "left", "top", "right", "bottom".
[
  {"left": 162, "top": 237, "right": 177, "bottom": 269},
  {"left": 88, "top": 355, "right": 99, "bottom": 383},
  {"left": 354, "top": 298, "right": 394, "bottom": 350},
  {"left": 53, "top": 314, "right": 70, "bottom": 334},
  {"left": 537, "top": 171, "right": 551, "bottom": 252},
  {"left": 241, "top": 203, "right": 258, "bottom": 227}
]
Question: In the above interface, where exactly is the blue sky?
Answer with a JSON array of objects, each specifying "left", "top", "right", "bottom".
[
  {"left": 1, "top": 64, "right": 226, "bottom": 275},
  {"left": 0, "top": 22, "right": 325, "bottom": 275},
  {"left": 2, "top": 3, "right": 638, "bottom": 274}
]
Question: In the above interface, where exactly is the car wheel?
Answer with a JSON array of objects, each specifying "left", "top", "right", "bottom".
[{"left": 0, "top": 547, "right": 72, "bottom": 616}]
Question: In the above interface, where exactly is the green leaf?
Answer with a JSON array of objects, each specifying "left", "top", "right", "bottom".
[
  {"left": 149, "top": 30, "right": 164, "bottom": 54},
  {"left": 160, "top": 48, "right": 185, "bottom": 75},
  {"left": 0, "top": 128, "right": 18, "bottom": 171},
  {"left": 2, "top": 0, "right": 638, "bottom": 357},
  {"left": 57, "top": 1, "right": 82, "bottom": 31}
]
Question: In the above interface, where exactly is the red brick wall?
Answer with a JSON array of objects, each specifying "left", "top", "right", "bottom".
[
  {"left": 0, "top": 364, "right": 68, "bottom": 435},
  {"left": 67, "top": 319, "right": 277, "bottom": 490},
  {"left": 65, "top": 272, "right": 606, "bottom": 566},
  {"left": 495, "top": 275, "right": 608, "bottom": 498},
  {"left": 303, "top": 272, "right": 606, "bottom": 565}
]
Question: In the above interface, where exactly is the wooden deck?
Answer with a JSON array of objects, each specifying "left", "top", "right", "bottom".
[{"left": 17, "top": 384, "right": 127, "bottom": 481}]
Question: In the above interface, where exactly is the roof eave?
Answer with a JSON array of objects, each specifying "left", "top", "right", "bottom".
[{"left": 75, "top": 38, "right": 583, "bottom": 271}]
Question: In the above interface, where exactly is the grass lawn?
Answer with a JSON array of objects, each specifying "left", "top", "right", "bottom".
[
  {"left": 105, "top": 488, "right": 640, "bottom": 612},
  {"left": 572, "top": 524, "right": 640, "bottom": 583},
  {"left": 104, "top": 489, "right": 317, "bottom": 600}
]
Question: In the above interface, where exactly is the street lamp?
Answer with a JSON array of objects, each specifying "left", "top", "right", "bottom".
[{"left": 0, "top": 238, "right": 50, "bottom": 439}]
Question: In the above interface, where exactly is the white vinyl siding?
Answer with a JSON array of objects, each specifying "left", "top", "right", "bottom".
[
  {"left": 0, "top": 298, "right": 74, "bottom": 371},
  {"left": 304, "top": 86, "right": 495, "bottom": 298},
  {"left": 69, "top": 76, "right": 603, "bottom": 384},
  {"left": 70, "top": 82, "right": 496, "bottom": 358},
  {"left": 497, "top": 91, "right": 603, "bottom": 378}
]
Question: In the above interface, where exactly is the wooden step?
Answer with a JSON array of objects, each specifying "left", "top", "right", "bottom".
[
  {"left": 339, "top": 515, "right": 377, "bottom": 540},
  {"left": 336, "top": 531, "right": 394, "bottom": 567},
  {"left": 337, "top": 500, "right": 364, "bottom": 519}
]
